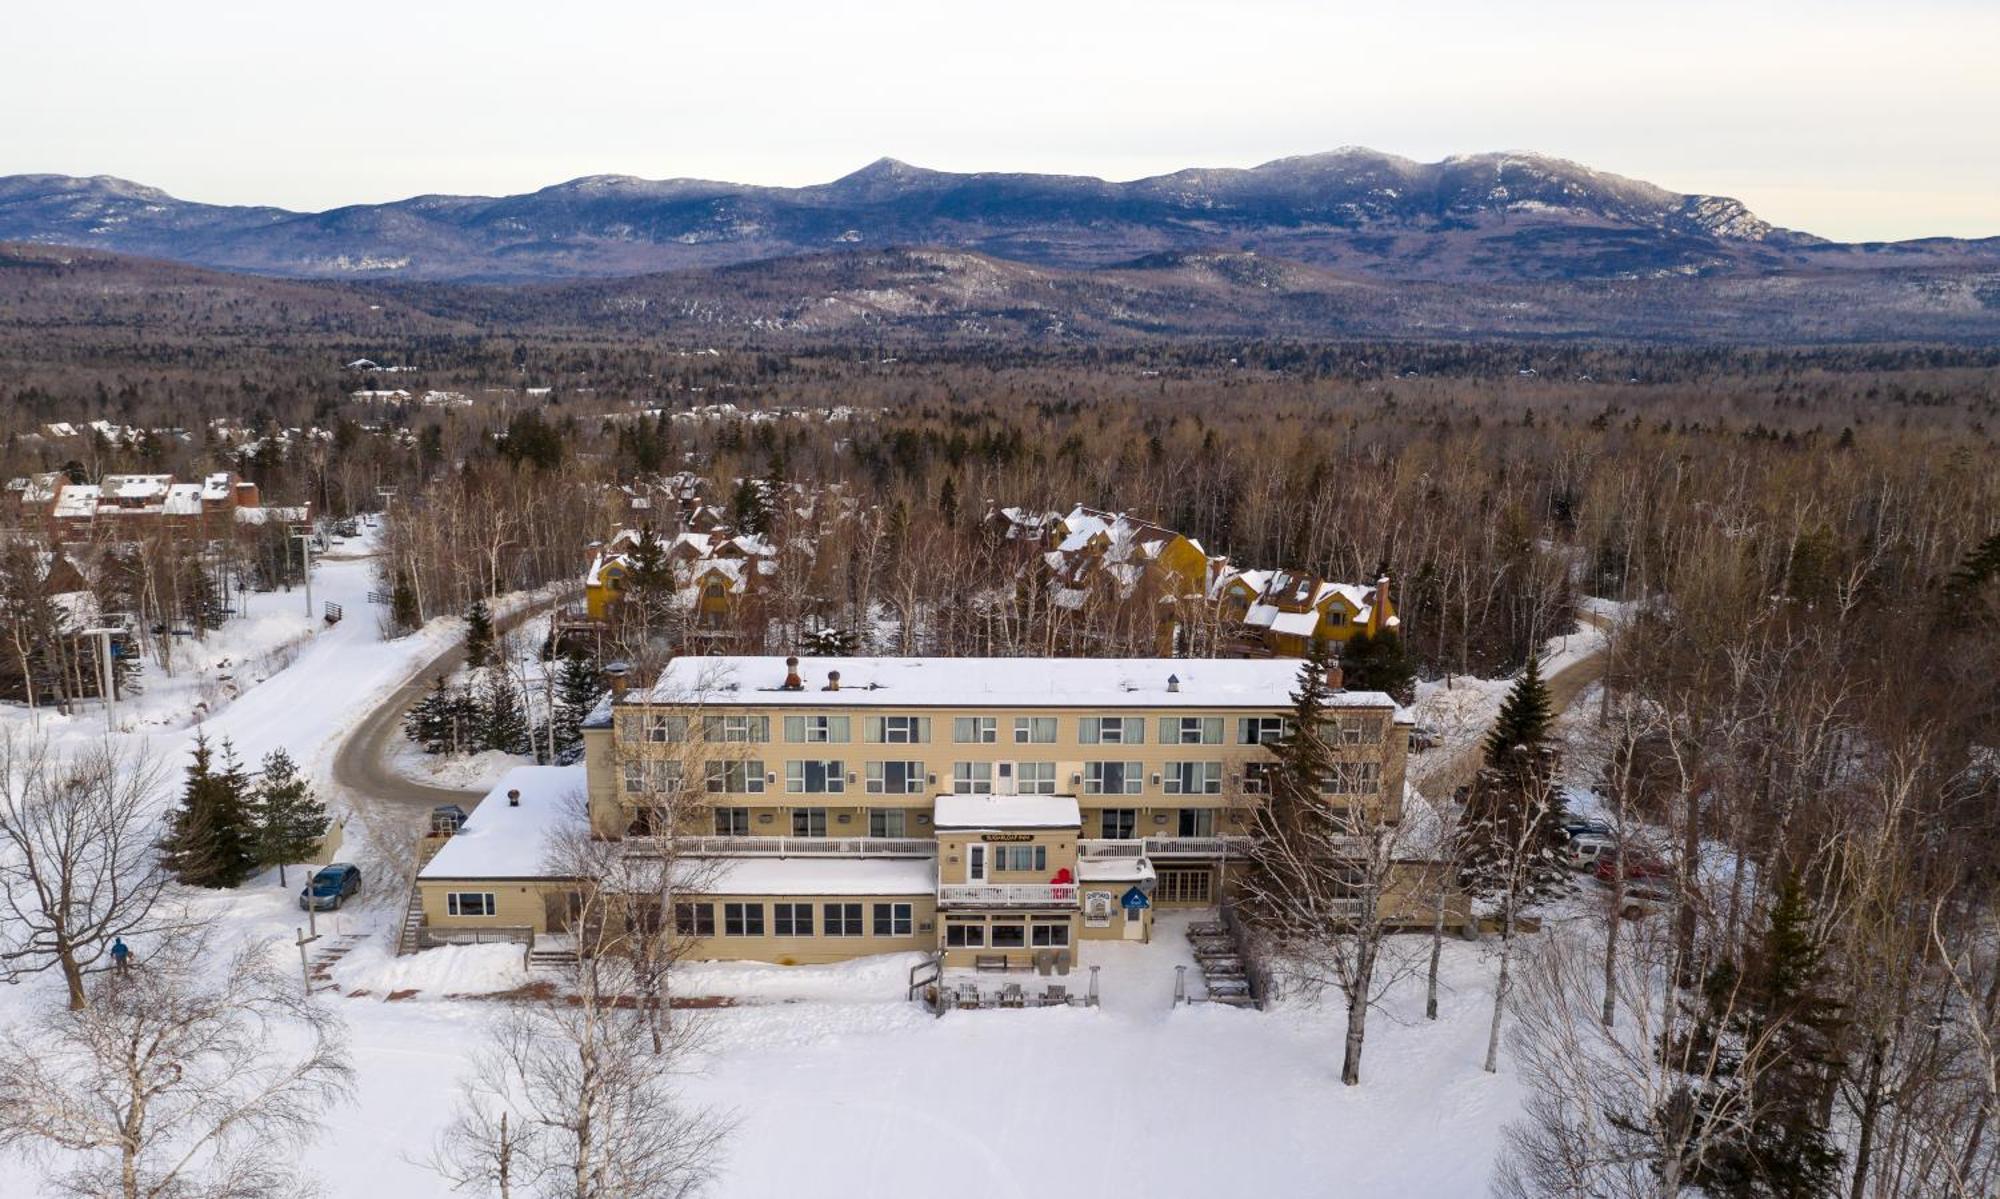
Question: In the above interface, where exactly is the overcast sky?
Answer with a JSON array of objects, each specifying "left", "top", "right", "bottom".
[{"left": 7, "top": 0, "right": 1996, "bottom": 242}]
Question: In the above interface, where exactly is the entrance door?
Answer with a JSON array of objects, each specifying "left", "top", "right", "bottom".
[
  {"left": 1123, "top": 905, "right": 1146, "bottom": 941},
  {"left": 968, "top": 845, "right": 987, "bottom": 884}
]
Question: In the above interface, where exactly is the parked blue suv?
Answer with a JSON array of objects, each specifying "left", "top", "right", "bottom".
[{"left": 299, "top": 863, "right": 362, "bottom": 911}]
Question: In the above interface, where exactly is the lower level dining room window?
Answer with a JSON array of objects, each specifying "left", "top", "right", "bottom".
[{"left": 823, "top": 902, "right": 864, "bottom": 936}]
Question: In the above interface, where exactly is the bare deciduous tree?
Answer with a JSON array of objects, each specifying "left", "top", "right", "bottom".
[
  {"left": 0, "top": 932, "right": 352, "bottom": 1199},
  {"left": 0, "top": 735, "right": 169, "bottom": 1009}
]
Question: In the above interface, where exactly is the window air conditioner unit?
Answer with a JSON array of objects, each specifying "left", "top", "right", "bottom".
[
  {"left": 1150, "top": 773, "right": 1161, "bottom": 785},
  {"left": 846, "top": 772, "right": 857, "bottom": 784},
  {"left": 765, "top": 772, "right": 777, "bottom": 784}
]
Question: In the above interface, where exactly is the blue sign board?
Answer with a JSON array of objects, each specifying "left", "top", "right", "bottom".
[{"left": 1120, "top": 886, "right": 1150, "bottom": 911}]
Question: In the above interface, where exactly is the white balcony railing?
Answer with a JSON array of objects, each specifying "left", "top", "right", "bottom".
[
  {"left": 1079, "top": 836, "right": 1253, "bottom": 859},
  {"left": 649, "top": 836, "right": 937, "bottom": 858},
  {"left": 937, "top": 883, "right": 1078, "bottom": 907}
]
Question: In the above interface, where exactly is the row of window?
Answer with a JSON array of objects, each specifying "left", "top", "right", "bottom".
[
  {"left": 672, "top": 901, "right": 916, "bottom": 939},
  {"left": 627, "top": 757, "right": 1377, "bottom": 797},
  {"left": 620, "top": 712, "right": 1385, "bottom": 748},
  {"left": 703, "top": 805, "right": 1228, "bottom": 839},
  {"left": 942, "top": 914, "right": 1072, "bottom": 949},
  {"left": 630, "top": 759, "right": 1242, "bottom": 796}
]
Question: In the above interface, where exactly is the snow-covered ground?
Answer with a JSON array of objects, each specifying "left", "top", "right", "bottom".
[{"left": 0, "top": 565, "right": 1598, "bottom": 1198}]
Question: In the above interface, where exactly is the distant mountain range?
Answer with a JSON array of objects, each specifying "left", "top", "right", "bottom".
[{"left": 3, "top": 150, "right": 1996, "bottom": 286}]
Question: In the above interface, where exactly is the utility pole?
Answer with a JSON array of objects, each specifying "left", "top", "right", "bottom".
[{"left": 290, "top": 525, "right": 315, "bottom": 619}]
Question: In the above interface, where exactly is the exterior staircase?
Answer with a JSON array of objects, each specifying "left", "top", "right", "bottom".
[
  {"left": 394, "top": 837, "right": 449, "bottom": 957},
  {"left": 1188, "top": 910, "right": 1262, "bottom": 1008}
]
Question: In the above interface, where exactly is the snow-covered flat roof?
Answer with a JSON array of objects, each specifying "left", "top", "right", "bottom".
[
  {"left": 700, "top": 857, "right": 935, "bottom": 897},
  {"left": 419, "top": 765, "right": 588, "bottom": 881},
  {"left": 1078, "top": 856, "right": 1157, "bottom": 884},
  {"left": 933, "top": 793, "right": 1082, "bottom": 830},
  {"left": 642, "top": 656, "right": 1393, "bottom": 710}
]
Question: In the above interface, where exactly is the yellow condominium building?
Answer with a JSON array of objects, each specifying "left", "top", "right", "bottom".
[{"left": 414, "top": 655, "right": 1412, "bottom": 970}]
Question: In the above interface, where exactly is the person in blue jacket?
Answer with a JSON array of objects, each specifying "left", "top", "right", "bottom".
[{"left": 110, "top": 937, "right": 131, "bottom": 973}]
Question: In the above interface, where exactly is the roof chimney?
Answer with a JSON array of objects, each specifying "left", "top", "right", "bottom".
[
  {"left": 1326, "top": 655, "right": 1345, "bottom": 693},
  {"left": 605, "top": 660, "right": 631, "bottom": 700},
  {"left": 1166, "top": 673, "right": 1180, "bottom": 693},
  {"left": 824, "top": 669, "right": 842, "bottom": 692},
  {"left": 781, "top": 655, "right": 803, "bottom": 691},
  {"left": 507, "top": 788, "right": 521, "bottom": 807}
]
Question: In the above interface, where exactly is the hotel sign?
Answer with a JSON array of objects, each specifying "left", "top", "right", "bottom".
[{"left": 980, "top": 833, "right": 1035, "bottom": 843}]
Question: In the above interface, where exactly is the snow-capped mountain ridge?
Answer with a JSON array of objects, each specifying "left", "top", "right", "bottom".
[{"left": 0, "top": 151, "right": 1977, "bottom": 283}]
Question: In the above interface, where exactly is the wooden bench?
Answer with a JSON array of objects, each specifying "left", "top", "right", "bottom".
[{"left": 974, "top": 954, "right": 1010, "bottom": 973}]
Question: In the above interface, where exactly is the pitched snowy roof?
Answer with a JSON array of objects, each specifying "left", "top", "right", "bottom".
[
  {"left": 418, "top": 766, "right": 587, "bottom": 881},
  {"left": 933, "top": 794, "right": 1082, "bottom": 830}
]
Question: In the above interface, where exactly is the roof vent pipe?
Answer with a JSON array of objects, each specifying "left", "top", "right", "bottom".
[
  {"left": 1166, "top": 674, "right": 1180, "bottom": 693},
  {"left": 507, "top": 789, "right": 522, "bottom": 807},
  {"left": 782, "top": 655, "right": 803, "bottom": 691},
  {"left": 824, "top": 670, "right": 842, "bottom": 692}
]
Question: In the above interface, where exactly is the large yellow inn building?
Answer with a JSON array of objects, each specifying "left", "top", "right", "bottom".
[{"left": 415, "top": 656, "right": 1412, "bottom": 969}]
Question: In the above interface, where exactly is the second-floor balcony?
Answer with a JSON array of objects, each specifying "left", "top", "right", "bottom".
[
  {"left": 1079, "top": 835, "right": 1254, "bottom": 859},
  {"left": 937, "top": 882, "right": 1079, "bottom": 907},
  {"left": 637, "top": 835, "right": 937, "bottom": 859}
]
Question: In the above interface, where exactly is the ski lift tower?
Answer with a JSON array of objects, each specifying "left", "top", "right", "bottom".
[{"left": 80, "top": 624, "right": 126, "bottom": 734}]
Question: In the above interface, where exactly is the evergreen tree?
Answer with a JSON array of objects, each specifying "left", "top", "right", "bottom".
[
  {"left": 404, "top": 674, "right": 479, "bottom": 755},
  {"left": 1684, "top": 876, "right": 1844, "bottom": 1198},
  {"left": 480, "top": 669, "right": 532, "bottom": 755},
  {"left": 1340, "top": 629, "right": 1416, "bottom": 701},
  {"left": 551, "top": 649, "right": 606, "bottom": 762},
  {"left": 253, "top": 748, "right": 330, "bottom": 888},
  {"left": 390, "top": 570, "right": 419, "bottom": 633},
  {"left": 465, "top": 599, "right": 495, "bottom": 670},
  {"left": 159, "top": 732, "right": 259, "bottom": 888},
  {"left": 1484, "top": 653, "right": 1554, "bottom": 773},
  {"left": 731, "top": 477, "right": 769, "bottom": 535},
  {"left": 1461, "top": 654, "right": 1567, "bottom": 903}
]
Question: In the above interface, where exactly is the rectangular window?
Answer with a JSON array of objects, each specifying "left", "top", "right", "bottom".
[
  {"left": 945, "top": 920, "right": 986, "bottom": 948},
  {"left": 953, "top": 716, "right": 997, "bottom": 744},
  {"left": 783, "top": 714, "right": 851, "bottom": 744},
  {"left": 1084, "top": 761, "right": 1142, "bottom": 795},
  {"left": 990, "top": 921, "right": 1027, "bottom": 949},
  {"left": 1012, "top": 716, "right": 1057, "bottom": 744},
  {"left": 866, "top": 760, "right": 925, "bottom": 794},
  {"left": 1079, "top": 716, "right": 1145, "bottom": 745},
  {"left": 1099, "top": 808, "right": 1137, "bottom": 839},
  {"left": 712, "top": 807, "right": 750, "bottom": 836},
  {"left": 1016, "top": 762, "right": 1058, "bottom": 794},
  {"left": 952, "top": 761, "right": 993, "bottom": 794},
  {"left": 1031, "top": 920, "right": 1071, "bottom": 947},
  {"left": 1320, "top": 761, "right": 1382, "bottom": 795},
  {"left": 619, "top": 713, "right": 688, "bottom": 743},
  {"left": 1160, "top": 716, "right": 1223, "bottom": 745},
  {"left": 1319, "top": 714, "right": 1383, "bottom": 746},
  {"left": 873, "top": 902, "right": 914, "bottom": 937},
  {"left": 672, "top": 902, "right": 715, "bottom": 937},
  {"left": 723, "top": 902, "right": 764, "bottom": 937},
  {"left": 705, "top": 760, "right": 767, "bottom": 794},
  {"left": 623, "top": 759, "right": 684, "bottom": 795},
  {"left": 823, "top": 903, "right": 864, "bottom": 936},
  {"left": 1243, "top": 761, "right": 1278, "bottom": 795},
  {"left": 704, "top": 714, "right": 770, "bottom": 743},
  {"left": 868, "top": 808, "right": 907, "bottom": 838},
  {"left": 785, "top": 759, "right": 845, "bottom": 794},
  {"left": 1238, "top": 716, "right": 1289, "bottom": 745},
  {"left": 1164, "top": 761, "right": 1222, "bottom": 795},
  {"left": 791, "top": 808, "right": 828, "bottom": 837},
  {"left": 773, "top": 903, "right": 813, "bottom": 937},
  {"left": 993, "top": 845, "right": 1048, "bottom": 872},
  {"left": 865, "top": 715, "right": 930, "bottom": 744},
  {"left": 1177, "top": 808, "right": 1216, "bottom": 837},
  {"left": 447, "top": 892, "right": 495, "bottom": 917}
]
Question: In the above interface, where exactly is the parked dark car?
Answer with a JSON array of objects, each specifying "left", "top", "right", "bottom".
[{"left": 299, "top": 863, "right": 362, "bottom": 911}]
